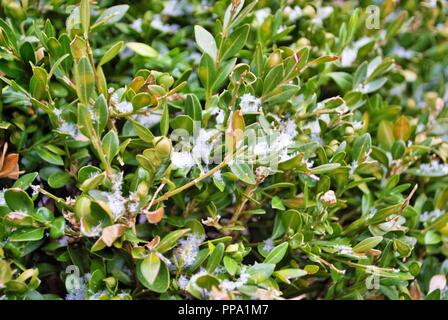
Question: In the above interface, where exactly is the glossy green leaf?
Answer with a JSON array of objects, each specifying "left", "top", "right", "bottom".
[
  {"left": 229, "top": 161, "right": 256, "bottom": 185},
  {"left": 137, "top": 259, "right": 169, "bottom": 293},
  {"left": 10, "top": 228, "right": 44, "bottom": 242},
  {"left": 4, "top": 189, "right": 34, "bottom": 213},
  {"left": 140, "top": 252, "right": 161, "bottom": 285},
  {"left": 102, "top": 130, "right": 120, "bottom": 163},
  {"left": 74, "top": 57, "right": 95, "bottom": 105},
  {"left": 264, "top": 242, "right": 288, "bottom": 264},
  {"left": 353, "top": 236, "right": 383, "bottom": 252},
  {"left": 194, "top": 25, "right": 217, "bottom": 62},
  {"left": 206, "top": 242, "right": 224, "bottom": 273},
  {"left": 99, "top": 41, "right": 124, "bottom": 66},
  {"left": 127, "top": 42, "right": 158, "bottom": 58}
]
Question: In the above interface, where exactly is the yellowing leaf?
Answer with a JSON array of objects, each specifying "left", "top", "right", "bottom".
[
  {"left": 393, "top": 116, "right": 411, "bottom": 141},
  {"left": 126, "top": 42, "right": 158, "bottom": 58}
]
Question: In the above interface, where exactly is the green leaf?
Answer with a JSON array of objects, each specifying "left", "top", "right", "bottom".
[
  {"left": 126, "top": 42, "right": 158, "bottom": 58},
  {"left": 136, "top": 259, "right": 169, "bottom": 293},
  {"left": 427, "top": 211, "right": 448, "bottom": 231},
  {"left": 247, "top": 263, "right": 275, "bottom": 283},
  {"left": 206, "top": 242, "right": 224, "bottom": 273},
  {"left": 160, "top": 102, "right": 170, "bottom": 136},
  {"left": 78, "top": 103, "right": 96, "bottom": 138},
  {"left": 187, "top": 274, "right": 219, "bottom": 299},
  {"left": 75, "top": 56, "right": 95, "bottom": 105},
  {"left": 88, "top": 269, "right": 105, "bottom": 292},
  {"left": 424, "top": 230, "right": 441, "bottom": 245},
  {"left": 93, "top": 95, "right": 109, "bottom": 134},
  {"left": 353, "top": 61, "right": 368, "bottom": 87},
  {"left": 212, "top": 58, "right": 236, "bottom": 92},
  {"left": 31, "top": 207, "right": 54, "bottom": 223},
  {"left": 185, "top": 94, "right": 202, "bottom": 122},
  {"left": 228, "top": 0, "right": 258, "bottom": 29},
  {"left": 308, "top": 55, "right": 339, "bottom": 66},
  {"left": 252, "top": 44, "right": 265, "bottom": 77},
  {"left": 309, "top": 163, "right": 341, "bottom": 174},
  {"left": 10, "top": 228, "right": 45, "bottom": 242},
  {"left": 362, "top": 77, "right": 388, "bottom": 94},
  {"left": 80, "top": 0, "right": 90, "bottom": 34},
  {"left": 49, "top": 53, "right": 70, "bottom": 79},
  {"left": 19, "top": 41, "right": 35, "bottom": 65},
  {"left": 393, "top": 239, "right": 412, "bottom": 257},
  {"left": 264, "top": 242, "right": 288, "bottom": 264},
  {"left": 132, "top": 92, "right": 153, "bottom": 110},
  {"left": 367, "top": 57, "right": 394, "bottom": 82},
  {"left": 170, "top": 115, "right": 194, "bottom": 134},
  {"left": 130, "top": 119, "right": 155, "bottom": 143},
  {"left": 328, "top": 72, "right": 352, "bottom": 91},
  {"left": 262, "top": 64, "right": 284, "bottom": 96},
  {"left": 48, "top": 171, "right": 72, "bottom": 189},
  {"left": 377, "top": 120, "right": 395, "bottom": 150},
  {"left": 0, "top": 260, "right": 12, "bottom": 286},
  {"left": 102, "top": 130, "right": 119, "bottom": 163},
  {"left": 274, "top": 268, "right": 307, "bottom": 284},
  {"left": 35, "top": 146, "right": 64, "bottom": 166},
  {"left": 229, "top": 161, "right": 256, "bottom": 185},
  {"left": 49, "top": 217, "right": 66, "bottom": 239},
  {"left": 304, "top": 265, "right": 319, "bottom": 274},
  {"left": 223, "top": 0, "right": 245, "bottom": 29},
  {"left": 352, "top": 133, "right": 372, "bottom": 162},
  {"left": 223, "top": 256, "right": 238, "bottom": 276},
  {"left": 96, "top": 65, "right": 107, "bottom": 96},
  {"left": 271, "top": 196, "right": 286, "bottom": 211},
  {"left": 140, "top": 252, "right": 161, "bottom": 285},
  {"left": 13, "top": 172, "right": 38, "bottom": 190},
  {"left": 198, "top": 53, "right": 216, "bottom": 94},
  {"left": 281, "top": 210, "right": 302, "bottom": 232},
  {"left": 347, "top": 8, "right": 360, "bottom": 43},
  {"left": 99, "top": 41, "right": 124, "bottom": 66},
  {"left": 30, "top": 98, "right": 53, "bottom": 114},
  {"left": 80, "top": 172, "right": 105, "bottom": 192},
  {"left": 5, "top": 188, "right": 34, "bottom": 213},
  {"left": 194, "top": 25, "right": 217, "bottom": 62},
  {"left": 366, "top": 203, "right": 402, "bottom": 226},
  {"left": 186, "top": 248, "right": 210, "bottom": 274},
  {"left": 220, "top": 24, "right": 250, "bottom": 61},
  {"left": 242, "top": 209, "right": 266, "bottom": 215},
  {"left": 353, "top": 236, "right": 383, "bottom": 252},
  {"left": 156, "top": 229, "right": 190, "bottom": 253},
  {"left": 391, "top": 140, "right": 406, "bottom": 160},
  {"left": 263, "top": 84, "right": 298, "bottom": 104},
  {"left": 29, "top": 66, "right": 48, "bottom": 100},
  {"left": 94, "top": 5, "right": 129, "bottom": 26}
]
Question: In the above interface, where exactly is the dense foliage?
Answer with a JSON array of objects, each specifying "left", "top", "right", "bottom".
[{"left": 0, "top": 0, "right": 448, "bottom": 300}]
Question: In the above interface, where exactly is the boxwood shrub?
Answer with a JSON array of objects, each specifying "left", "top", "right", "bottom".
[{"left": 0, "top": 0, "right": 448, "bottom": 300}]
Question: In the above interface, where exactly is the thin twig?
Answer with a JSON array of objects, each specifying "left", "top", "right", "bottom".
[
  {"left": 142, "top": 183, "right": 166, "bottom": 213},
  {"left": 154, "top": 154, "right": 233, "bottom": 205}
]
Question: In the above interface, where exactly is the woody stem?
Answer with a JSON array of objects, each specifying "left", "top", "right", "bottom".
[
  {"left": 38, "top": 187, "right": 71, "bottom": 209},
  {"left": 154, "top": 154, "right": 233, "bottom": 205}
]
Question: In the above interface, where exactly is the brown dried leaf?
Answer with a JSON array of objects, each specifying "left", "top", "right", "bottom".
[
  {"left": 409, "top": 280, "right": 422, "bottom": 300},
  {"left": 146, "top": 207, "right": 164, "bottom": 224},
  {"left": 101, "top": 224, "right": 126, "bottom": 247},
  {"left": 0, "top": 153, "right": 20, "bottom": 179},
  {"left": 147, "top": 236, "right": 160, "bottom": 250}
]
